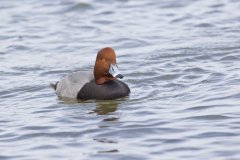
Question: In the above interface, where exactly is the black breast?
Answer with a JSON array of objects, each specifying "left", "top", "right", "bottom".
[{"left": 77, "top": 79, "right": 130, "bottom": 100}]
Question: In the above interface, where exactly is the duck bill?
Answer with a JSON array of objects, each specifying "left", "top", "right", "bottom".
[{"left": 108, "top": 64, "right": 124, "bottom": 79}]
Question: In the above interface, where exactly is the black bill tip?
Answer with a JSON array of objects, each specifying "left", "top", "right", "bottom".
[{"left": 116, "top": 74, "right": 124, "bottom": 79}]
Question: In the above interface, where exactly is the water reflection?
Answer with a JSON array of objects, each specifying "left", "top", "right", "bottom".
[
  {"left": 58, "top": 96, "right": 121, "bottom": 115},
  {"left": 93, "top": 101, "right": 118, "bottom": 115}
]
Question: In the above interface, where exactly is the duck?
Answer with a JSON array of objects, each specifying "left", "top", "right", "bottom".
[{"left": 52, "top": 47, "right": 130, "bottom": 100}]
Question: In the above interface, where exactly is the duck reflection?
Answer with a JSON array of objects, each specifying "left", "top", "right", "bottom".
[
  {"left": 58, "top": 96, "right": 126, "bottom": 115},
  {"left": 93, "top": 100, "right": 118, "bottom": 115}
]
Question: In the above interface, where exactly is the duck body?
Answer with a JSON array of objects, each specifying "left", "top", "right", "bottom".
[
  {"left": 55, "top": 71, "right": 130, "bottom": 100},
  {"left": 78, "top": 79, "right": 130, "bottom": 100},
  {"left": 54, "top": 47, "right": 130, "bottom": 100}
]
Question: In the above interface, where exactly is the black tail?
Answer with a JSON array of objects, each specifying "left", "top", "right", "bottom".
[{"left": 50, "top": 82, "right": 58, "bottom": 90}]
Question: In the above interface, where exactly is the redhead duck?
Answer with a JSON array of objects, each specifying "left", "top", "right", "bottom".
[{"left": 53, "top": 47, "right": 130, "bottom": 100}]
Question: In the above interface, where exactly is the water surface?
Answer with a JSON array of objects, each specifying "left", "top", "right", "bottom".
[{"left": 1, "top": 0, "right": 240, "bottom": 159}]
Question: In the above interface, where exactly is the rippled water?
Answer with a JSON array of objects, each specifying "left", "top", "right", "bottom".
[{"left": 1, "top": 0, "right": 240, "bottom": 159}]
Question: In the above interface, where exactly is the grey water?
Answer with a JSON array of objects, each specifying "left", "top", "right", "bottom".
[{"left": 1, "top": 0, "right": 240, "bottom": 159}]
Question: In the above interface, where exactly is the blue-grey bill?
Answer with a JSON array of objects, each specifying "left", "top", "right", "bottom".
[{"left": 108, "top": 64, "right": 124, "bottom": 79}]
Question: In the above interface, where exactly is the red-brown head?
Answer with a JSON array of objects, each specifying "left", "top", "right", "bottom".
[{"left": 94, "top": 47, "right": 123, "bottom": 85}]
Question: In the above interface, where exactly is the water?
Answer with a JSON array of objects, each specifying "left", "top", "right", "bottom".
[{"left": 1, "top": 0, "right": 240, "bottom": 159}]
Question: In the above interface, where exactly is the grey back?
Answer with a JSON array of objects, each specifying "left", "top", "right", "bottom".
[{"left": 56, "top": 71, "right": 94, "bottom": 98}]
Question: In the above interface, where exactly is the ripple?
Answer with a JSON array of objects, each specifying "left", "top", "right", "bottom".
[
  {"left": 183, "top": 115, "right": 232, "bottom": 121},
  {"left": 9, "top": 132, "right": 84, "bottom": 142},
  {"left": 29, "top": 145, "right": 58, "bottom": 150},
  {"left": 20, "top": 126, "right": 54, "bottom": 131},
  {"left": 7, "top": 44, "right": 30, "bottom": 51},
  {"left": 1, "top": 71, "right": 25, "bottom": 76},
  {"left": 184, "top": 105, "right": 219, "bottom": 111},
  {"left": 210, "top": 3, "right": 225, "bottom": 8},
  {"left": 170, "top": 15, "right": 192, "bottom": 24},
  {"left": 194, "top": 23, "right": 215, "bottom": 28},
  {"left": 98, "top": 149, "right": 119, "bottom": 153},
  {"left": 158, "top": 74, "right": 182, "bottom": 80},
  {"left": 0, "top": 155, "right": 24, "bottom": 160},
  {"left": 219, "top": 55, "right": 239, "bottom": 61},
  {"left": 12, "top": 66, "right": 43, "bottom": 72},
  {"left": 147, "top": 138, "right": 186, "bottom": 144},
  {"left": 40, "top": 69, "right": 73, "bottom": 76},
  {"left": 164, "top": 146, "right": 203, "bottom": 152},
  {"left": 190, "top": 132, "right": 237, "bottom": 138}
]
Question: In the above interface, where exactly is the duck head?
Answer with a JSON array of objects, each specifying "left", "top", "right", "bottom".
[{"left": 94, "top": 47, "right": 124, "bottom": 85}]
